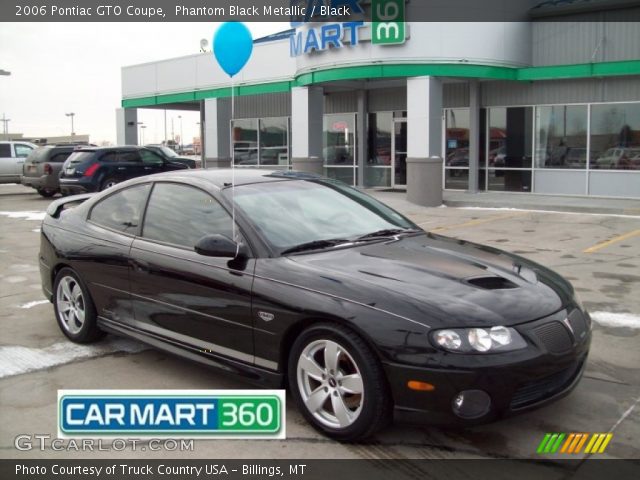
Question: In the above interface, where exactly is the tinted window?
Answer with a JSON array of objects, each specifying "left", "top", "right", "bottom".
[
  {"left": 143, "top": 183, "right": 233, "bottom": 248},
  {"left": 140, "top": 150, "right": 164, "bottom": 165},
  {"left": 90, "top": 184, "right": 151, "bottom": 234},
  {"left": 100, "top": 152, "right": 118, "bottom": 163},
  {"left": 67, "top": 152, "right": 96, "bottom": 166},
  {"left": 0, "top": 144, "right": 10, "bottom": 157},
  {"left": 119, "top": 151, "right": 141, "bottom": 163},
  {"left": 50, "top": 151, "right": 73, "bottom": 163}
]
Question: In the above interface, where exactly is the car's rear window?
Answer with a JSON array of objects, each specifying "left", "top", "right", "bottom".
[
  {"left": 26, "top": 148, "right": 49, "bottom": 163},
  {"left": 66, "top": 151, "right": 96, "bottom": 165}
]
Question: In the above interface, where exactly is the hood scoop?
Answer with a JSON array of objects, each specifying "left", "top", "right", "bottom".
[{"left": 466, "top": 275, "right": 518, "bottom": 290}]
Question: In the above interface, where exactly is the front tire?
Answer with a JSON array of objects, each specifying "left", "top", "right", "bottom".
[
  {"left": 288, "top": 323, "right": 392, "bottom": 441},
  {"left": 53, "top": 268, "right": 104, "bottom": 343},
  {"left": 100, "top": 177, "right": 119, "bottom": 191}
]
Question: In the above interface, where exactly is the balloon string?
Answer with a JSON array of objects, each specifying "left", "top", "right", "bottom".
[{"left": 231, "top": 75, "right": 236, "bottom": 246}]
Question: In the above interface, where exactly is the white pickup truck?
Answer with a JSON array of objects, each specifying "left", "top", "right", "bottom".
[{"left": 0, "top": 141, "right": 38, "bottom": 184}]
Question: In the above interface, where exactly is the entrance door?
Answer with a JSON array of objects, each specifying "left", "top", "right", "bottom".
[{"left": 392, "top": 118, "right": 407, "bottom": 188}]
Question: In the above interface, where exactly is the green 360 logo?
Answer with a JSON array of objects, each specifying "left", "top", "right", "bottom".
[{"left": 372, "top": 0, "right": 406, "bottom": 45}]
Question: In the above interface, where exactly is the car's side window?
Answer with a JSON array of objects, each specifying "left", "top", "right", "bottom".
[
  {"left": 15, "top": 144, "right": 34, "bottom": 158},
  {"left": 89, "top": 184, "right": 151, "bottom": 234},
  {"left": 118, "top": 151, "right": 142, "bottom": 163},
  {"left": 51, "top": 151, "right": 72, "bottom": 163},
  {"left": 100, "top": 152, "right": 118, "bottom": 163},
  {"left": 140, "top": 150, "right": 164, "bottom": 165},
  {"left": 142, "top": 183, "right": 233, "bottom": 249}
]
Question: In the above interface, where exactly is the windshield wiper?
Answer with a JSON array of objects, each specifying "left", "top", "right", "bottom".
[
  {"left": 280, "top": 238, "right": 351, "bottom": 255},
  {"left": 355, "top": 228, "right": 421, "bottom": 241}
]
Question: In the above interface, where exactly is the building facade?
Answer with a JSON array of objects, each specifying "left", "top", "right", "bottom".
[{"left": 118, "top": 2, "right": 640, "bottom": 199}]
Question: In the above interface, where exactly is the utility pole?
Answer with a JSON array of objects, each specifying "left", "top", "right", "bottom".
[
  {"left": 1, "top": 113, "right": 10, "bottom": 137},
  {"left": 65, "top": 112, "right": 75, "bottom": 138},
  {"left": 140, "top": 125, "right": 147, "bottom": 144},
  {"left": 178, "top": 115, "right": 183, "bottom": 153}
]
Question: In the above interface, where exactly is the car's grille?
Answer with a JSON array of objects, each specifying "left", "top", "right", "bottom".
[
  {"left": 567, "top": 309, "right": 587, "bottom": 340},
  {"left": 510, "top": 361, "right": 582, "bottom": 410},
  {"left": 533, "top": 321, "right": 573, "bottom": 354}
]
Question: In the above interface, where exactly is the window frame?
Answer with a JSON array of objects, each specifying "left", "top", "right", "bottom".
[
  {"left": 87, "top": 183, "right": 152, "bottom": 237},
  {"left": 138, "top": 181, "right": 250, "bottom": 254}
]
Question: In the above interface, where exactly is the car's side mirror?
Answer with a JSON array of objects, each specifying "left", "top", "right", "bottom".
[{"left": 194, "top": 234, "right": 247, "bottom": 259}]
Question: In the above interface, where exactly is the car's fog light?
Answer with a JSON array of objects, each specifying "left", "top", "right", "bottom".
[{"left": 452, "top": 390, "right": 491, "bottom": 419}]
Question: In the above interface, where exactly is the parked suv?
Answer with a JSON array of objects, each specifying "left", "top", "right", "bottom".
[
  {"left": 145, "top": 144, "right": 202, "bottom": 169},
  {"left": 21, "top": 145, "right": 76, "bottom": 197},
  {"left": 0, "top": 141, "right": 38, "bottom": 184},
  {"left": 59, "top": 146, "right": 188, "bottom": 194}
]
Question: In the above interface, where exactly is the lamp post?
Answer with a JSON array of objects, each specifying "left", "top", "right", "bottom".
[
  {"left": 178, "top": 115, "right": 183, "bottom": 153},
  {"left": 1, "top": 113, "right": 10, "bottom": 137},
  {"left": 65, "top": 112, "right": 75, "bottom": 138},
  {"left": 140, "top": 125, "right": 147, "bottom": 145}
]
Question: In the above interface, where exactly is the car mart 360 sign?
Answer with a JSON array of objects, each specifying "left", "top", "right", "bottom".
[{"left": 290, "top": 0, "right": 406, "bottom": 57}]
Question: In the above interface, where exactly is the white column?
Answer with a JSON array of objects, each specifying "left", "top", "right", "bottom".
[
  {"left": 291, "top": 86, "right": 323, "bottom": 173},
  {"left": 407, "top": 76, "right": 443, "bottom": 159},
  {"left": 406, "top": 76, "right": 444, "bottom": 207},
  {"left": 202, "top": 98, "right": 231, "bottom": 168},
  {"left": 116, "top": 108, "right": 137, "bottom": 145}
]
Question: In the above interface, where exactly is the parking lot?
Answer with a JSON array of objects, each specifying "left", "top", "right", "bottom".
[{"left": 1, "top": 183, "right": 639, "bottom": 460}]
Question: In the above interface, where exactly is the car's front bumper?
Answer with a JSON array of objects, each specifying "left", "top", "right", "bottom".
[{"left": 383, "top": 308, "right": 592, "bottom": 426}]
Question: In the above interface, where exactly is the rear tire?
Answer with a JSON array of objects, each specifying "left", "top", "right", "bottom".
[
  {"left": 37, "top": 189, "right": 56, "bottom": 198},
  {"left": 53, "top": 268, "right": 104, "bottom": 343},
  {"left": 288, "top": 323, "right": 392, "bottom": 441},
  {"left": 100, "top": 177, "right": 119, "bottom": 191}
]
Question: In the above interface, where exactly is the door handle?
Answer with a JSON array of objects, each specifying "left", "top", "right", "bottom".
[{"left": 117, "top": 167, "right": 126, "bottom": 170}]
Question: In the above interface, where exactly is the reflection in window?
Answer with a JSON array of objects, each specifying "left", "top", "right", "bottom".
[
  {"left": 232, "top": 119, "right": 258, "bottom": 166},
  {"left": 535, "top": 105, "right": 588, "bottom": 169},
  {"left": 590, "top": 103, "right": 640, "bottom": 170},
  {"left": 365, "top": 112, "right": 392, "bottom": 187},
  {"left": 90, "top": 184, "right": 150, "bottom": 234},
  {"left": 143, "top": 183, "right": 233, "bottom": 248},
  {"left": 260, "top": 117, "right": 289, "bottom": 166},
  {"left": 232, "top": 117, "right": 289, "bottom": 168},
  {"left": 323, "top": 113, "right": 357, "bottom": 185}
]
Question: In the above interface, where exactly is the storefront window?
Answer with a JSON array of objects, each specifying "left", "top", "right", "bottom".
[
  {"left": 486, "top": 107, "right": 533, "bottom": 192},
  {"left": 365, "top": 112, "right": 392, "bottom": 188},
  {"left": 324, "top": 113, "right": 357, "bottom": 185},
  {"left": 590, "top": 103, "right": 640, "bottom": 170},
  {"left": 232, "top": 117, "right": 289, "bottom": 168},
  {"left": 232, "top": 119, "right": 258, "bottom": 166},
  {"left": 445, "top": 108, "right": 469, "bottom": 189},
  {"left": 260, "top": 117, "right": 289, "bottom": 167},
  {"left": 535, "top": 105, "right": 588, "bottom": 169}
]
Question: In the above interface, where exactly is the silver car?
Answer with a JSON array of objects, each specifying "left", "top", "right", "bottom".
[{"left": 21, "top": 145, "right": 75, "bottom": 197}]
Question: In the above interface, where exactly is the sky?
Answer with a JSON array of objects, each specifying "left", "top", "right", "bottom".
[{"left": 0, "top": 22, "right": 288, "bottom": 145}]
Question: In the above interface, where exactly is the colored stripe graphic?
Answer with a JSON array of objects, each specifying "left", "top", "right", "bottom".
[{"left": 538, "top": 433, "right": 613, "bottom": 454}]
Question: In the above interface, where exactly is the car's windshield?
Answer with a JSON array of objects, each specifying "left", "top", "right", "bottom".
[
  {"left": 158, "top": 146, "right": 178, "bottom": 157},
  {"left": 227, "top": 179, "right": 418, "bottom": 252}
]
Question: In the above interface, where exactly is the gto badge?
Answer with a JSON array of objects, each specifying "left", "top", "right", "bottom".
[{"left": 258, "top": 311, "right": 275, "bottom": 322}]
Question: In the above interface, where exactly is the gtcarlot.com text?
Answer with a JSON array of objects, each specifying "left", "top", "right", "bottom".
[{"left": 14, "top": 434, "right": 194, "bottom": 452}]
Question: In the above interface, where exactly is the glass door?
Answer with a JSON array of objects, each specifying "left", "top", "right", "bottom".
[{"left": 392, "top": 118, "right": 407, "bottom": 188}]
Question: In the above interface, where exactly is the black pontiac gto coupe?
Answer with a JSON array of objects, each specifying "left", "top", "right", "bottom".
[{"left": 39, "top": 169, "right": 591, "bottom": 440}]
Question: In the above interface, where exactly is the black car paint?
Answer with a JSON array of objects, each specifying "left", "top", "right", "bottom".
[{"left": 39, "top": 170, "right": 590, "bottom": 424}]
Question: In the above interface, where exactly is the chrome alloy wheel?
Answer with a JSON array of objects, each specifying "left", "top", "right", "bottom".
[
  {"left": 56, "top": 276, "right": 86, "bottom": 335},
  {"left": 296, "top": 339, "right": 364, "bottom": 429}
]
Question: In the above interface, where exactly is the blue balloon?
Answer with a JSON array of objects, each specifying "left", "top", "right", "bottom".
[{"left": 213, "top": 22, "right": 253, "bottom": 78}]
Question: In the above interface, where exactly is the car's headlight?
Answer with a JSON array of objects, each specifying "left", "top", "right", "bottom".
[{"left": 431, "top": 326, "right": 527, "bottom": 353}]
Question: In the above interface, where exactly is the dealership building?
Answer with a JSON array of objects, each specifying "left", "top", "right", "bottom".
[{"left": 117, "top": 1, "right": 640, "bottom": 200}]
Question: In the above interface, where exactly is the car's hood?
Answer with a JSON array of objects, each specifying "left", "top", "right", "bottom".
[{"left": 283, "top": 234, "right": 574, "bottom": 328}]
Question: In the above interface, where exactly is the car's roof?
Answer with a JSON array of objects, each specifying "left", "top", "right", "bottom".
[
  {"left": 144, "top": 168, "right": 323, "bottom": 189},
  {"left": 74, "top": 145, "right": 144, "bottom": 152}
]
